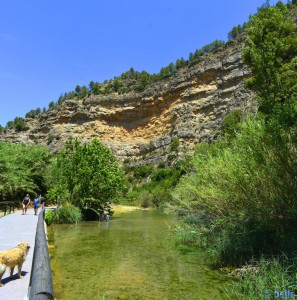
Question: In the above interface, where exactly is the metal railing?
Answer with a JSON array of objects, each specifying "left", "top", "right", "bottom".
[
  {"left": 29, "top": 205, "right": 54, "bottom": 300},
  {"left": 0, "top": 201, "right": 16, "bottom": 217}
]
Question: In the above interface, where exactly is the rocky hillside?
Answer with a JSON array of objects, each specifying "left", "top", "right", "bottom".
[{"left": 0, "top": 35, "right": 254, "bottom": 165}]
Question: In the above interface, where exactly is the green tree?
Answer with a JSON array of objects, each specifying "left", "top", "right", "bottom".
[
  {"left": 47, "top": 139, "right": 125, "bottom": 207},
  {"left": 6, "top": 121, "right": 14, "bottom": 129},
  {"left": 135, "top": 71, "right": 151, "bottom": 92},
  {"left": 25, "top": 110, "right": 37, "bottom": 118},
  {"left": 176, "top": 58, "right": 186, "bottom": 69},
  {"left": 57, "top": 95, "right": 64, "bottom": 105},
  {"left": 14, "top": 117, "right": 25, "bottom": 131},
  {"left": 243, "top": 4, "right": 297, "bottom": 116},
  {"left": 188, "top": 52, "right": 194, "bottom": 62},
  {"left": 89, "top": 81, "right": 95, "bottom": 92},
  {"left": 112, "top": 78, "right": 122, "bottom": 92},
  {"left": 0, "top": 142, "right": 51, "bottom": 201},
  {"left": 80, "top": 85, "right": 89, "bottom": 98},
  {"left": 75, "top": 85, "right": 81, "bottom": 95},
  {"left": 228, "top": 24, "right": 244, "bottom": 40},
  {"left": 128, "top": 67, "right": 136, "bottom": 79},
  {"left": 26, "top": 108, "right": 41, "bottom": 119},
  {"left": 93, "top": 82, "right": 101, "bottom": 95},
  {"left": 168, "top": 62, "right": 175, "bottom": 73},
  {"left": 48, "top": 101, "right": 55, "bottom": 109}
]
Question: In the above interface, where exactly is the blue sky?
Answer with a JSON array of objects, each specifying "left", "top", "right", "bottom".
[{"left": 0, "top": 0, "right": 282, "bottom": 126}]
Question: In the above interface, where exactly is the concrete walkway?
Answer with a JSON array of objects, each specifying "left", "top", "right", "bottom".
[{"left": 0, "top": 209, "right": 39, "bottom": 300}]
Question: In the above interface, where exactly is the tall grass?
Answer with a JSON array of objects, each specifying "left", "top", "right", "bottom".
[
  {"left": 172, "top": 115, "right": 297, "bottom": 265},
  {"left": 226, "top": 257, "right": 297, "bottom": 299}
]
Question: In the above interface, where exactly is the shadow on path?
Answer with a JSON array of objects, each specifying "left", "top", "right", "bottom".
[{"left": 1, "top": 271, "right": 28, "bottom": 285}]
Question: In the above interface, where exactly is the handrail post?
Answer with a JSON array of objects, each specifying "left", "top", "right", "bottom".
[
  {"left": 0, "top": 201, "right": 17, "bottom": 217},
  {"left": 29, "top": 205, "right": 54, "bottom": 300}
]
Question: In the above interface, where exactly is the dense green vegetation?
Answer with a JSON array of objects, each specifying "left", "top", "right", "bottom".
[
  {"left": 123, "top": 157, "right": 192, "bottom": 209},
  {"left": 0, "top": 141, "right": 51, "bottom": 202},
  {"left": 0, "top": 138, "right": 123, "bottom": 221},
  {"left": 227, "top": 24, "right": 246, "bottom": 40},
  {"left": 45, "top": 203, "right": 82, "bottom": 225},
  {"left": 243, "top": 2, "right": 297, "bottom": 117},
  {"left": 171, "top": 2, "right": 297, "bottom": 298},
  {"left": 46, "top": 138, "right": 124, "bottom": 217}
]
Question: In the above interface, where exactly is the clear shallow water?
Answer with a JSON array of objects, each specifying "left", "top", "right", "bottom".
[{"left": 48, "top": 210, "right": 229, "bottom": 300}]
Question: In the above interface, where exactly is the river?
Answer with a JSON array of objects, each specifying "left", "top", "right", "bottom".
[{"left": 48, "top": 209, "right": 229, "bottom": 299}]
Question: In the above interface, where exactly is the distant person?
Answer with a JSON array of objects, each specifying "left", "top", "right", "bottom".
[
  {"left": 100, "top": 211, "right": 105, "bottom": 222},
  {"left": 22, "top": 194, "right": 30, "bottom": 215},
  {"left": 33, "top": 195, "right": 40, "bottom": 215},
  {"left": 105, "top": 214, "right": 110, "bottom": 222}
]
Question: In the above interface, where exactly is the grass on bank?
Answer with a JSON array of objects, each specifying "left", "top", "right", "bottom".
[{"left": 225, "top": 257, "right": 297, "bottom": 299}]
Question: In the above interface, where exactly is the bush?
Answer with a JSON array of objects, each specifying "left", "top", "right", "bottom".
[
  {"left": 151, "top": 168, "right": 172, "bottom": 181},
  {"left": 133, "top": 165, "right": 154, "bottom": 179},
  {"left": 45, "top": 203, "right": 82, "bottom": 224},
  {"left": 125, "top": 190, "right": 139, "bottom": 204},
  {"left": 222, "top": 109, "right": 242, "bottom": 138},
  {"left": 138, "top": 190, "right": 153, "bottom": 208},
  {"left": 45, "top": 209, "right": 55, "bottom": 225},
  {"left": 175, "top": 224, "right": 199, "bottom": 247},
  {"left": 47, "top": 134, "right": 54, "bottom": 145},
  {"left": 170, "top": 137, "right": 180, "bottom": 151}
]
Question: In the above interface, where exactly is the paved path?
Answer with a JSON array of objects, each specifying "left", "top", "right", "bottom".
[{"left": 0, "top": 209, "right": 39, "bottom": 300}]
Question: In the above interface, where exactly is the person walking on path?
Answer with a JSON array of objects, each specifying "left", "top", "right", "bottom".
[
  {"left": 22, "top": 194, "right": 30, "bottom": 215},
  {"left": 33, "top": 195, "right": 41, "bottom": 215}
]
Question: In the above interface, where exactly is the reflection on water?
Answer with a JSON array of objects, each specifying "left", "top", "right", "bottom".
[{"left": 48, "top": 210, "right": 229, "bottom": 299}]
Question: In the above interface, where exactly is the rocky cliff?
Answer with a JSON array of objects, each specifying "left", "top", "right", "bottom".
[{"left": 0, "top": 35, "right": 254, "bottom": 165}]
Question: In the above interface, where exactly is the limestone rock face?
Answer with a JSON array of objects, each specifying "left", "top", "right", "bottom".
[{"left": 0, "top": 36, "right": 254, "bottom": 165}]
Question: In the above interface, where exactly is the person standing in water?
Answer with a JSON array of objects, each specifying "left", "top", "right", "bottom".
[
  {"left": 22, "top": 194, "right": 30, "bottom": 215},
  {"left": 33, "top": 195, "right": 41, "bottom": 215}
]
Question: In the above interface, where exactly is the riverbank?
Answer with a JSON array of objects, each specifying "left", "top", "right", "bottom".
[{"left": 112, "top": 204, "right": 150, "bottom": 214}]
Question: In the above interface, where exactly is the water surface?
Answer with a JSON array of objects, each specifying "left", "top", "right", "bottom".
[{"left": 48, "top": 210, "right": 228, "bottom": 299}]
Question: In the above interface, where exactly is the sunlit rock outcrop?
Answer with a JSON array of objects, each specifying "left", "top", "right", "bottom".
[{"left": 0, "top": 35, "right": 254, "bottom": 165}]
